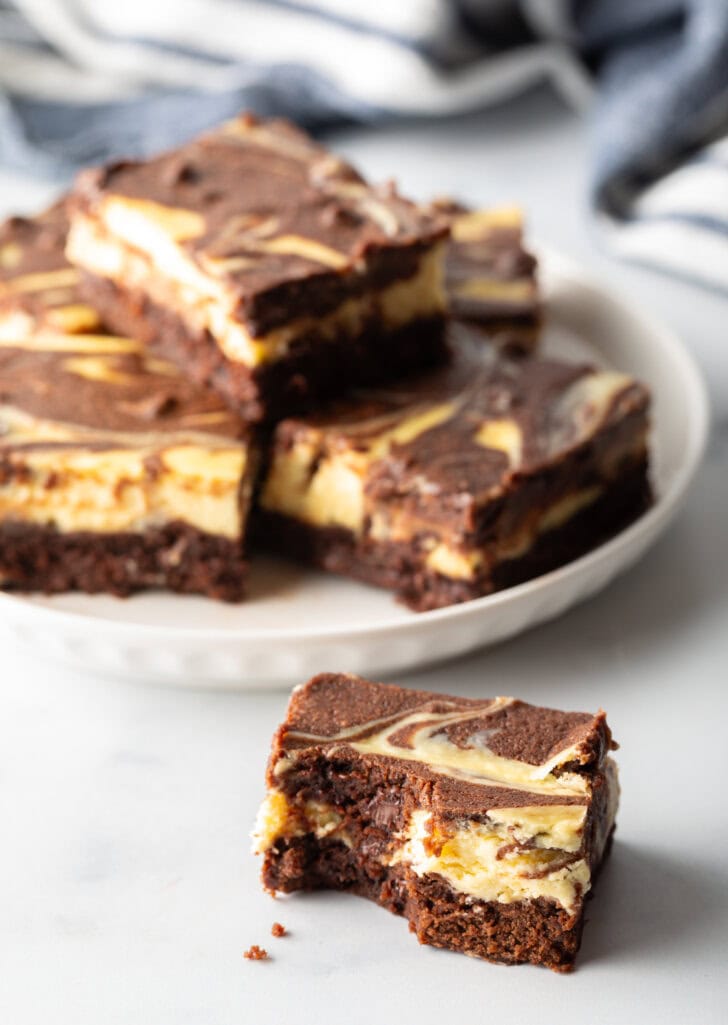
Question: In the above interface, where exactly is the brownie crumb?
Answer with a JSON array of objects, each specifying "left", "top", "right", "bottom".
[
  {"left": 243, "top": 945, "right": 269, "bottom": 961},
  {"left": 271, "top": 922, "right": 286, "bottom": 938}
]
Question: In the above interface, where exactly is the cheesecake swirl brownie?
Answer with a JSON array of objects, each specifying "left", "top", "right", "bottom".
[
  {"left": 0, "top": 207, "right": 256, "bottom": 600},
  {"left": 257, "top": 329, "right": 651, "bottom": 610},
  {"left": 254, "top": 673, "right": 619, "bottom": 971},
  {"left": 67, "top": 114, "right": 449, "bottom": 422},
  {"left": 438, "top": 201, "right": 539, "bottom": 343}
]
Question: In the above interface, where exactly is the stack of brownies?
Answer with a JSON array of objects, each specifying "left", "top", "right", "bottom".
[{"left": 0, "top": 114, "right": 651, "bottom": 609}]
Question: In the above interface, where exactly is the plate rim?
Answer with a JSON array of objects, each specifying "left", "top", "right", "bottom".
[{"left": 0, "top": 249, "right": 710, "bottom": 644}]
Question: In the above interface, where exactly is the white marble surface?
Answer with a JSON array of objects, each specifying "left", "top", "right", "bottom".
[{"left": 1, "top": 91, "right": 727, "bottom": 1024}]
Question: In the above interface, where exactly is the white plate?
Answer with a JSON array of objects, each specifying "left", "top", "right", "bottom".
[{"left": 0, "top": 250, "right": 708, "bottom": 687}]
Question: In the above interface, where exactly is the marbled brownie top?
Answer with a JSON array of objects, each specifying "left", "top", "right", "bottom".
[{"left": 71, "top": 113, "right": 448, "bottom": 333}]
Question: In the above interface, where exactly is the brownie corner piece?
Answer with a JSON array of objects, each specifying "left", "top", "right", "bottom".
[
  {"left": 66, "top": 113, "right": 450, "bottom": 421},
  {"left": 0, "top": 205, "right": 257, "bottom": 601},
  {"left": 253, "top": 673, "right": 619, "bottom": 971}
]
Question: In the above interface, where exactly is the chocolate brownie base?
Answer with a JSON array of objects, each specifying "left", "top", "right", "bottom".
[
  {"left": 263, "top": 833, "right": 608, "bottom": 970},
  {"left": 0, "top": 520, "right": 247, "bottom": 600},
  {"left": 255, "top": 461, "right": 651, "bottom": 610},
  {"left": 80, "top": 274, "right": 448, "bottom": 423}
]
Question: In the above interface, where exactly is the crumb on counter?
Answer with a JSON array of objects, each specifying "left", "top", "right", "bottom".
[
  {"left": 271, "top": 922, "right": 287, "bottom": 938},
  {"left": 243, "top": 944, "right": 269, "bottom": 961}
]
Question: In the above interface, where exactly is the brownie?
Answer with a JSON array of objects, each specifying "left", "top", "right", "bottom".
[
  {"left": 256, "top": 326, "right": 651, "bottom": 610},
  {"left": 0, "top": 206, "right": 257, "bottom": 600},
  {"left": 66, "top": 113, "right": 450, "bottom": 422},
  {"left": 436, "top": 200, "right": 540, "bottom": 347},
  {"left": 254, "top": 673, "right": 619, "bottom": 971}
]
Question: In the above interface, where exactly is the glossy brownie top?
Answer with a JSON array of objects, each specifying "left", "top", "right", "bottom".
[{"left": 71, "top": 113, "right": 449, "bottom": 332}]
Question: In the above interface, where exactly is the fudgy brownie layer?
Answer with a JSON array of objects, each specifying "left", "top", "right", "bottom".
[
  {"left": 80, "top": 273, "right": 447, "bottom": 423},
  {"left": 255, "top": 461, "right": 651, "bottom": 610},
  {"left": 261, "top": 831, "right": 610, "bottom": 971},
  {"left": 0, "top": 520, "right": 247, "bottom": 600}
]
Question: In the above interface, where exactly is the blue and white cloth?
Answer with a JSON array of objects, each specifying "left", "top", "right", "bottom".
[{"left": 1, "top": 0, "right": 727, "bottom": 292}]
